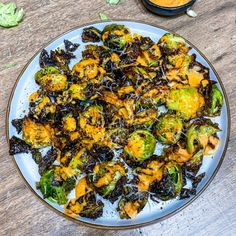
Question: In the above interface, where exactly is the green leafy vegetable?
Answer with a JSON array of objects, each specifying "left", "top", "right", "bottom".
[
  {"left": 99, "top": 13, "right": 109, "bottom": 21},
  {"left": 0, "top": 2, "right": 24, "bottom": 28},
  {"left": 106, "top": 0, "right": 121, "bottom": 5}
]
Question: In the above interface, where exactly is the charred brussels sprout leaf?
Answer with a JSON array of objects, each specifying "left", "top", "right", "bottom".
[
  {"left": 50, "top": 49, "right": 75, "bottom": 71},
  {"left": 38, "top": 147, "right": 57, "bottom": 175},
  {"left": 64, "top": 39, "right": 80, "bottom": 52},
  {"left": 89, "top": 161, "right": 127, "bottom": 202},
  {"left": 38, "top": 169, "right": 75, "bottom": 205},
  {"left": 9, "top": 136, "right": 31, "bottom": 155},
  {"left": 155, "top": 113, "right": 183, "bottom": 145},
  {"left": 124, "top": 130, "right": 156, "bottom": 162},
  {"left": 82, "top": 27, "right": 101, "bottom": 43},
  {"left": 150, "top": 162, "right": 183, "bottom": 201},
  {"left": 166, "top": 87, "right": 204, "bottom": 120},
  {"left": 118, "top": 187, "right": 148, "bottom": 219},
  {"left": 186, "top": 119, "right": 220, "bottom": 154},
  {"left": 185, "top": 149, "right": 204, "bottom": 174},
  {"left": 39, "top": 49, "right": 54, "bottom": 68},
  {"left": 201, "top": 84, "right": 223, "bottom": 117},
  {"left": 102, "top": 24, "right": 131, "bottom": 51},
  {"left": 11, "top": 118, "right": 24, "bottom": 134}
]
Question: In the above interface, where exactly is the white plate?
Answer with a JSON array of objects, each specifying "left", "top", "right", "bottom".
[{"left": 7, "top": 20, "right": 230, "bottom": 229}]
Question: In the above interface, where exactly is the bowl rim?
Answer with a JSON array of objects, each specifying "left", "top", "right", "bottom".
[
  {"left": 142, "top": 0, "right": 196, "bottom": 10},
  {"left": 5, "top": 19, "right": 231, "bottom": 230}
]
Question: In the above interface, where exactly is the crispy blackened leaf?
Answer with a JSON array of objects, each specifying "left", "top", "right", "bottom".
[
  {"left": 89, "top": 144, "right": 114, "bottom": 162},
  {"left": 38, "top": 147, "right": 57, "bottom": 175},
  {"left": 106, "top": 176, "right": 127, "bottom": 203},
  {"left": 11, "top": 118, "right": 24, "bottom": 134},
  {"left": 64, "top": 39, "right": 80, "bottom": 52},
  {"left": 9, "top": 136, "right": 31, "bottom": 155},
  {"left": 82, "top": 27, "right": 101, "bottom": 43},
  {"left": 39, "top": 49, "right": 53, "bottom": 68},
  {"left": 31, "top": 149, "right": 42, "bottom": 164},
  {"left": 50, "top": 49, "right": 76, "bottom": 71}
]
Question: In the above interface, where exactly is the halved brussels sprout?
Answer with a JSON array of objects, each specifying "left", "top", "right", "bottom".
[
  {"left": 89, "top": 161, "right": 127, "bottom": 202},
  {"left": 37, "top": 74, "right": 68, "bottom": 93},
  {"left": 79, "top": 105, "right": 106, "bottom": 142},
  {"left": 82, "top": 26, "right": 101, "bottom": 43},
  {"left": 62, "top": 115, "right": 77, "bottom": 132},
  {"left": 117, "top": 187, "right": 148, "bottom": 219},
  {"left": 186, "top": 118, "right": 220, "bottom": 154},
  {"left": 65, "top": 177, "right": 104, "bottom": 219},
  {"left": 22, "top": 118, "right": 52, "bottom": 148},
  {"left": 37, "top": 168, "right": 75, "bottom": 205},
  {"left": 159, "top": 33, "right": 188, "bottom": 53},
  {"left": 35, "top": 66, "right": 60, "bottom": 83},
  {"left": 68, "top": 83, "right": 87, "bottom": 100},
  {"left": 166, "top": 87, "right": 205, "bottom": 120},
  {"left": 154, "top": 113, "right": 183, "bottom": 145},
  {"left": 102, "top": 24, "right": 132, "bottom": 51},
  {"left": 124, "top": 130, "right": 156, "bottom": 162},
  {"left": 72, "top": 58, "right": 106, "bottom": 81},
  {"left": 134, "top": 159, "right": 164, "bottom": 191},
  {"left": 29, "top": 90, "right": 56, "bottom": 122},
  {"left": 150, "top": 162, "right": 183, "bottom": 201}
]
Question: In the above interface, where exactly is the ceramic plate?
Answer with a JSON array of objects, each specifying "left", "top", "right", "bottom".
[{"left": 6, "top": 20, "right": 230, "bottom": 229}]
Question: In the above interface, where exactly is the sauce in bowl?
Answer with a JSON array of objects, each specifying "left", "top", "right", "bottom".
[{"left": 149, "top": 0, "right": 190, "bottom": 7}]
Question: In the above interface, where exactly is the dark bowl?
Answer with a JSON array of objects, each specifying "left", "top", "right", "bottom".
[{"left": 141, "top": 0, "right": 196, "bottom": 16}]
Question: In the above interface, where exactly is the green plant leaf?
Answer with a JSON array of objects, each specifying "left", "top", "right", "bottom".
[
  {"left": 99, "top": 13, "right": 109, "bottom": 21},
  {"left": 0, "top": 2, "right": 25, "bottom": 28},
  {"left": 106, "top": 0, "right": 121, "bottom": 5}
]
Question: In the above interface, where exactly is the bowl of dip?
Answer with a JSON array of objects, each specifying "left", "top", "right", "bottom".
[{"left": 141, "top": 0, "right": 196, "bottom": 16}]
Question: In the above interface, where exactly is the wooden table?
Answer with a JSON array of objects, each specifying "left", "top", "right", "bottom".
[{"left": 0, "top": 0, "right": 235, "bottom": 235}]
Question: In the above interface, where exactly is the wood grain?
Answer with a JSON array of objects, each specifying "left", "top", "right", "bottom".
[{"left": 0, "top": 0, "right": 236, "bottom": 235}]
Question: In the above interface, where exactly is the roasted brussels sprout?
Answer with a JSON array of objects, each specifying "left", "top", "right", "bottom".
[
  {"left": 159, "top": 33, "right": 188, "bottom": 54},
  {"left": 135, "top": 159, "right": 164, "bottom": 191},
  {"left": 154, "top": 113, "right": 183, "bottom": 145},
  {"left": 117, "top": 187, "right": 148, "bottom": 219},
  {"left": 79, "top": 105, "right": 106, "bottom": 142},
  {"left": 200, "top": 84, "right": 223, "bottom": 117},
  {"left": 89, "top": 161, "right": 127, "bottom": 202},
  {"left": 65, "top": 177, "right": 104, "bottom": 219},
  {"left": 36, "top": 74, "right": 68, "bottom": 93},
  {"left": 186, "top": 119, "right": 220, "bottom": 154},
  {"left": 22, "top": 118, "right": 52, "bottom": 148},
  {"left": 72, "top": 58, "right": 106, "bottom": 81},
  {"left": 28, "top": 90, "right": 55, "bottom": 122},
  {"left": 67, "top": 83, "right": 87, "bottom": 101},
  {"left": 102, "top": 24, "right": 132, "bottom": 51},
  {"left": 150, "top": 162, "right": 183, "bottom": 201},
  {"left": 35, "top": 66, "right": 60, "bottom": 83},
  {"left": 62, "top": 115, "right": 77, "bottom": 132},
  {"left": 124, "top": 130, "right": 156, "bottom": 162},
  {"left": 166, "top": 87, "right": 205, "bottom": 120},
  {"left": 37, "top": 168, "right": 75, "bottom": 205},
  {"left": 82, "top": 26, "right": 101, "bottom": 43}
]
